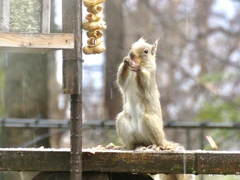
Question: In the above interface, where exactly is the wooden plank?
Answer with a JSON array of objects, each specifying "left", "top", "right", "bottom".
[
  {"left": 0, "top": 149, "right": 69, "bottom": 171},
  {"left": 41, "top": 0, "right": 51, "bottom": 33},
  {"left": 83, "top": 150, "right": 196, "bottom": 174},
  {"left": 0, "top": 32, "right": 74, "bottom": 53},
  {"left": 34, "top": 172, "right": 153, "bottom": 180},
  {"left": 0, "top": 0, "right": 10, "bottom": 32},
  {"left": 0, "top": 149, "right": 239, "bottom": 175}
]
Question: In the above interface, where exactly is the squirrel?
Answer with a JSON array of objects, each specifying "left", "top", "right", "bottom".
[
  {"left": 115, "top": 38, "right": 194, "bottom": 180},
  {"left": 116, "top": 37, "right": 167, "bottom": 150}
]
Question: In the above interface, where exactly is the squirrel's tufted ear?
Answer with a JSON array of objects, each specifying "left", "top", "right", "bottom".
[
  {"left": 151, "top": 38, "right": 159, "bottom": 55},
  {"left": 151, "top": 34, "right": 163, "bottom": 55},
  {"left": 137, "top": 37, "right": 146, "bottom": 43}
]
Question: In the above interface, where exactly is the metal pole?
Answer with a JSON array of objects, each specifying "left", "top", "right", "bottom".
[
  {"left": 186, "top": 129, "right": 191, "bottom": 150},
  {"left": 200, "top": 127, "right": 204, "bottom": 150},
  {"left": 70, "top": 1, "right": 82, "bottom": 179},
  {"left": 70, "top": 94, "right": 82, "bottom": 180},
  {"left": 62, "top": 0, "right": 82, "bottom": 179}
]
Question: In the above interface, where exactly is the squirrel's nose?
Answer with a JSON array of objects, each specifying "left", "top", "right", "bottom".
[{"left": 130, "top": 52, "right": 135, "bottom": 60}]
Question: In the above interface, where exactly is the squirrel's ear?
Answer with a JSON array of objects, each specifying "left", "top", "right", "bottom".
[
  {"left": 151, "top": 34, "right": 164, "bottom": 55},
  {"left": 137, "top": 37, "right": 146, "bottom": 43},
  {"left": 151, "top": 38, "right": 159, "bottom": 55}
]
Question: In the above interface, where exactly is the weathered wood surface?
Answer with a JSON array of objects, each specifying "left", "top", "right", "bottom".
[
  {"left": 0, "top": 32, "right": 74, "bottom": 53},
  {"left": 33, "top": 172, "right": 153, "bottom": 180},
  {"left": 0, "top": 0, "right": 10, "bottom": 32},
  {"left": 0, "top": 149, "right": 69, "bottom": 171},
  {"left": 62, "top": 0, "right": 82, "bottom": 94},
  {"left": 41, "top": 0, "right": 51, "bottom": 33},
  {"left": 0, "top": 149, "right": 239, "bottom": 175}
]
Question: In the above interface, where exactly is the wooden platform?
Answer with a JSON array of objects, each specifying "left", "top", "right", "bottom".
[
  {"left": 0, "top": 148, "right": 239, "bottom": 175},
  {"left": 0, "top": 32, "right": 74, "bottom": 53}
]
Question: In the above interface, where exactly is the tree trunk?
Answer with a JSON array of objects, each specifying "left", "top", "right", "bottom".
[{"left": 195, "top": 0, "right": 213, "bottom": 75}]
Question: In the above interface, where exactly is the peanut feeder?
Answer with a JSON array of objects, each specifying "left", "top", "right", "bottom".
[{"left": 83, "top": 0, "right": 107, "bottom": 54}]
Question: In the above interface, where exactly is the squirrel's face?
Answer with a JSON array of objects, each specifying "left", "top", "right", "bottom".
[{"left": 124, "top": 38, "right": 159, "bottom": 71}]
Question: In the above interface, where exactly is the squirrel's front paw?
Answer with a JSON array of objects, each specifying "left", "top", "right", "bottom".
[
  {"left": 123, "top": 58, "right": 141, "bottom": 71},
  {"left": 123, "top": 57, "right": 131, "bottom": 66}
]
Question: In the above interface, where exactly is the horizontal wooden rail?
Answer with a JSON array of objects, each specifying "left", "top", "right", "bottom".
[
  {"left": 0, "top": 32, "right": 74, "bottom": 53},
  {"left": 0, "top": 149, "right": 239, "bottom": 175}
]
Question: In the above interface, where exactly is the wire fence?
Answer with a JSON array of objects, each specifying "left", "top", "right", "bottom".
[
  {"left": 0, "top": 118, "right": 239, "bottom": 129},
  {"left": 0, "top": 118, "right": 239, "bottom": 149}
]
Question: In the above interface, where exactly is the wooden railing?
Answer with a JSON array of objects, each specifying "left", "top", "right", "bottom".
[
  {"left": 0, "top": 148, "right": 239, "bottom": 179},
  {"left": 0, "top": 149, "right": 238, "bottom": 174}
]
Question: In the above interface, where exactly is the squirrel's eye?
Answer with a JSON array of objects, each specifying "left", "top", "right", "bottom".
[{"left": 144, "top": 49, "right": 148, "bottom": 54}]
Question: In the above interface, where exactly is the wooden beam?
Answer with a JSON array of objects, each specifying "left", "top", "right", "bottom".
[
  {"left": 0, "top": 32, "right": 74, "bottom": 53},
  {"left": 41, "top": 0, "right": 51, "bottom": 33},
  {"left": 0, "top": 149, "right": 69, "bottom": 171},
  {"left": 62, "top": 0, "right": 82, "bottom": 94},
  {"left": 0, "top": 149, "right": 239, "bottom": 175},
  {"left": 34, "top": 172, "right": 153, "bottom": 180},
  {"left": 0, "top": 0, "right": 10, "bottom": 32}
]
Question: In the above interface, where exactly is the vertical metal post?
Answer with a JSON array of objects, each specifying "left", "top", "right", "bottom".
[
  {"left": 200, "top": 127, "right": 205, "bottom": 150},
  {"left": 186, "top": 129, "right": 191, "bottom": 150},
  {"left": 62, "top": 0, "right": 82, "bottom": 179},
  {"left": 70, "top": 94, "right": 82, "bottom": 180},
  {"left": 0, "top": 0, "right": 9, "bottom": 149},
  {"left": 200, "top": 125, "right": 205, "bottom": 180}
]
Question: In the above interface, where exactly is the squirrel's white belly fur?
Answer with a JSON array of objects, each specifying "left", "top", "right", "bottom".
[{"left": 125, "top": 72, "right": 144, "bottom": 137}]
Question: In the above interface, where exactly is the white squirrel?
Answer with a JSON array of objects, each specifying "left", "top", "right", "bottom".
[{"left": 116, "top": 38, "right": 194, "bottom": 180}]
